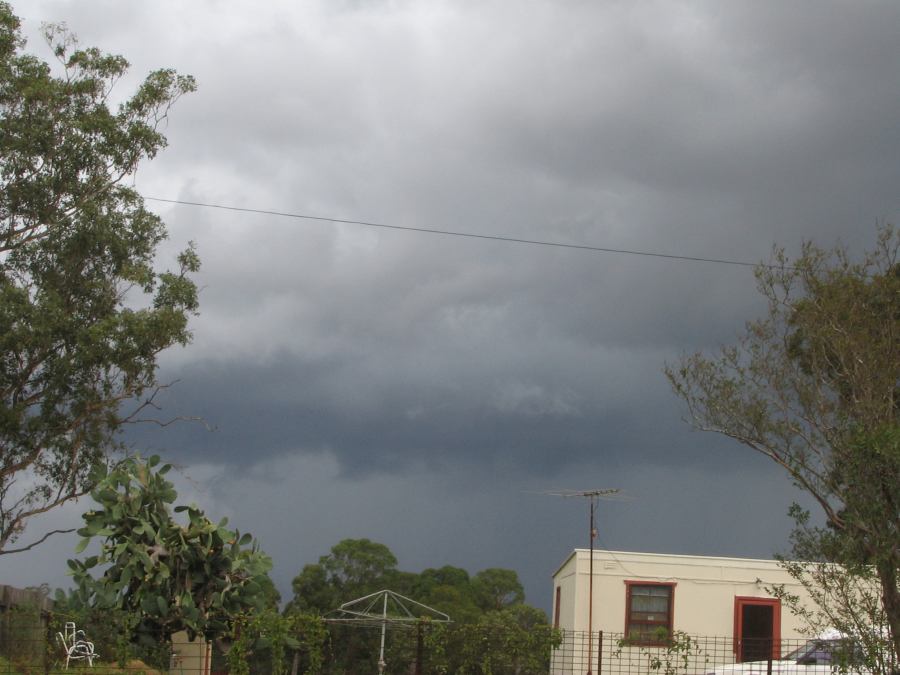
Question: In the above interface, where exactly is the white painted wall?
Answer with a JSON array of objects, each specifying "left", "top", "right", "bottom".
[{"left": 552, "top": 549, "right": 811, "bottom": 637}]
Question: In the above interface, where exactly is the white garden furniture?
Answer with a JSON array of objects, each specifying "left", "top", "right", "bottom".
[{"left": 57, "top": 621, "right": 97, "bottom": 669}]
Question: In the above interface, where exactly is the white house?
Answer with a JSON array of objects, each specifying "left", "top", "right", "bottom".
[{"left": 551, "top": 549, "right": 817, "bottom": 674}]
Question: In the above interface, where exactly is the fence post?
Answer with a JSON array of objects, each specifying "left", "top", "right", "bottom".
[
  {"left": 414, "top": 621, "right": 423, "bottom": 675},
  {"left": 597, "top": 630, "right": 603, "bottom": 675}
]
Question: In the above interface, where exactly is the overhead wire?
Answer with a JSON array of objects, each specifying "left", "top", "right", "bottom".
[{"left": 145, "top": 196, "right": 771, "bottom": 270}]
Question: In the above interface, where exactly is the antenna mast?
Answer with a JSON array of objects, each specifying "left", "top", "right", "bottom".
[{"left": 546, "top": 488, "right": 620, "bottom": 675}]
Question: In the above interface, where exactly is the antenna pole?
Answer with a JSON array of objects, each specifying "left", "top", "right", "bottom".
[
  {"left": 541, "top": 488, "right": 619, "bottom": 675},
  {"left": 588, "top": 494, "right": 596, "bottom": 675}
]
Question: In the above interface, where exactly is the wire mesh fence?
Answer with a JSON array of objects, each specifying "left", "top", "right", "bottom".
[
  {"left": 1, "top": 614, "right": 558, "bottom": 674},
  {"left": 549, "top": 631, "right": 892, "bottom": 675},
  {"left": 0, "top": 607, "right": 181, "bottom": 674},
  {"left": 1, "top": 612, "right": 894, "bottom": 675}
]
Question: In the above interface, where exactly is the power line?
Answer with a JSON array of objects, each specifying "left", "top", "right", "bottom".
[{"left": 145, "top": 196, "right": 765, "bottom": 269}]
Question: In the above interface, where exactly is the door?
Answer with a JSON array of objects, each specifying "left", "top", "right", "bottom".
[{"left": 734, "top": 597, "right": 780, "bottom": 662}]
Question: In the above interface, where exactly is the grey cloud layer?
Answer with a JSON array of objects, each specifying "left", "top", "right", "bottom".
[{"left": 9, "top": 0, "right": 900, "bottom": 611}]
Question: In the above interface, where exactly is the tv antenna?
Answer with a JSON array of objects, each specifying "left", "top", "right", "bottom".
[{"left": 544, "top": 488, "right": 621, "bottom": 675}]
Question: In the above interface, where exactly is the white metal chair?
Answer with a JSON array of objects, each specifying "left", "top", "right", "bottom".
[{"left": 57, "top": 621, "right": 97, "bottom": 669}]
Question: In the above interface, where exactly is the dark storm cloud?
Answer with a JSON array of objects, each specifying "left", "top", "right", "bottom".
[
  {"left": 7, "top": 0, "right": 900, "bottom": 610},
  {"left": 134, "top": 349, "right": 693, "bottom": 473}
]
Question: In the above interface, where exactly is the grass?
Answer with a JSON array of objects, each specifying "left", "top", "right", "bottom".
[{"left": 0, "top": 654, "right": 163, "bottom": 674}]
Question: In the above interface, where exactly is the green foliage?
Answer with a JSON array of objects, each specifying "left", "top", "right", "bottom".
[
  {"left": 68, "top": 455, "right": 272, "bottom": 644},
  {"left": 472, "top": 568, "right": 526, "bottom": 613},
  {"left": 287, "top": 539, "right": 533, "bottom": 625},
  {"left": 409, "top": 566, "right": 481, "bottom": 623},
  {"left": 289, "top": 613, "right": 329, "bottom": 675},
  {"left": 286, "top": 538, "right": 400, "bottom": 616},
  {"left": 224, "top": 610, "right": 327, "bottom": 675},
  {"left": 323, "top": 538, "right": 399, "bottom": 597},
  {"left": 425, "top": 613, "right": 561, "bottom": 675},
  {"left": 285, "top": 538, "right": 553, "bottom": 673},
  {"left": 0, "top": 603, "right": 45, "bottom": 669},
  {"left": 770, "top": 427, "right": 899, "bottom": 675},
  {"left": 226, "top": 616, "right": 253, "bottom": 675},
  {"left": 615, "top": 630, "right": 707, "bottom": 675},
  {"left": 255, "top": 574, "right": 283, "bottom": 611},
  {"left": 49, "top": 588, "right": 171, "bottom": 670},
  {"left": 666, "top": 226, "right": 900, "bottom": 670},
  {"left": 472, "top": 607, "right": 560, "bottom": 674},
  {"left": 0, "top": 654, "right": 165, "bottom": 675},
  {"left": 285, "top": 563, "right": 338, "bottom": 616},
  {"left": 421, "top": 585, "right": 482, "bottom": 625},
  {"left": 0, "top": 1, "right": 198, "bottom": 553},
  {"left": 417, "top": 565, "right": 472, "bottom": 589},
  {"left": 422, "top": 621, "right": 449, "bottom": 674}
]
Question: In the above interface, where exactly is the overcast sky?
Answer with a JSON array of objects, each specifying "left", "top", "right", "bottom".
[{"left": 6, "top": 0, "right": 900, "bottom": 615}]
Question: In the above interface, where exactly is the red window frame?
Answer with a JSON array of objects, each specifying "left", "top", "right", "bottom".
[{"left": 624, "top": 581, "right": 675, "bottom": 645}]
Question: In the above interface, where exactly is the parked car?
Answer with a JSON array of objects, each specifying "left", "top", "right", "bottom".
[{"left": 707, "top": 633, "right": 867, "bottom": 675}]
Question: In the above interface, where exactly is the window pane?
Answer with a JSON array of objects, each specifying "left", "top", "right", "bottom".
[
  {"left": 627, "top": 584, "right": 673, "bottom": 645},
  {"left": 631, "top": 586, "right": 670, "bottom": 598},
  {"left": 630, "top": 587, "right": 670, "bottom": 612},
  {"left": 632, "top": 595, "right": 669, "bottom": 612}
]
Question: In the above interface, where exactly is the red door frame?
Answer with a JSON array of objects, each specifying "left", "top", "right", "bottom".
[{"left": 733, "top": 597, "right": 781, "bottom": 661}]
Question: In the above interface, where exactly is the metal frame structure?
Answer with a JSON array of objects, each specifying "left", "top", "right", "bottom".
[{"left": 327, "top": 589, "right": 450, "bottom": 674}]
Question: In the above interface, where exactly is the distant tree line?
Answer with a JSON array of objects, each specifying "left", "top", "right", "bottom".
[
  {"left": 276, "top": 538, "right": 553, "bottom": 674},
  {"left": 285, "top": 537, "right": 535, "bottom": 622}
]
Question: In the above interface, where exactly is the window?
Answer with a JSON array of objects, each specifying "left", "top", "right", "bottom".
[{"left": 625, "top": 582, "right": 674, "bottom": 644}]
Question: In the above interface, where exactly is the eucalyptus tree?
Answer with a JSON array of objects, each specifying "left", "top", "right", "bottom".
[
  {"left": 0, "top": 3, "right": 197, "bottom": 553},
  {"left": 666, "top": 226, "right": 899, "bottom": 669}
]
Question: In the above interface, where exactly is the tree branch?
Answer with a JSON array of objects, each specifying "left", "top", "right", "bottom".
[{"left": 0, "top": 528, "right": 76, "bottom": 555}]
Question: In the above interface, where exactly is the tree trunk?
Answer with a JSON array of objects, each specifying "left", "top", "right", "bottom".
[{"left": 877, "top": 559, "right": 900, "bottom": 669}]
